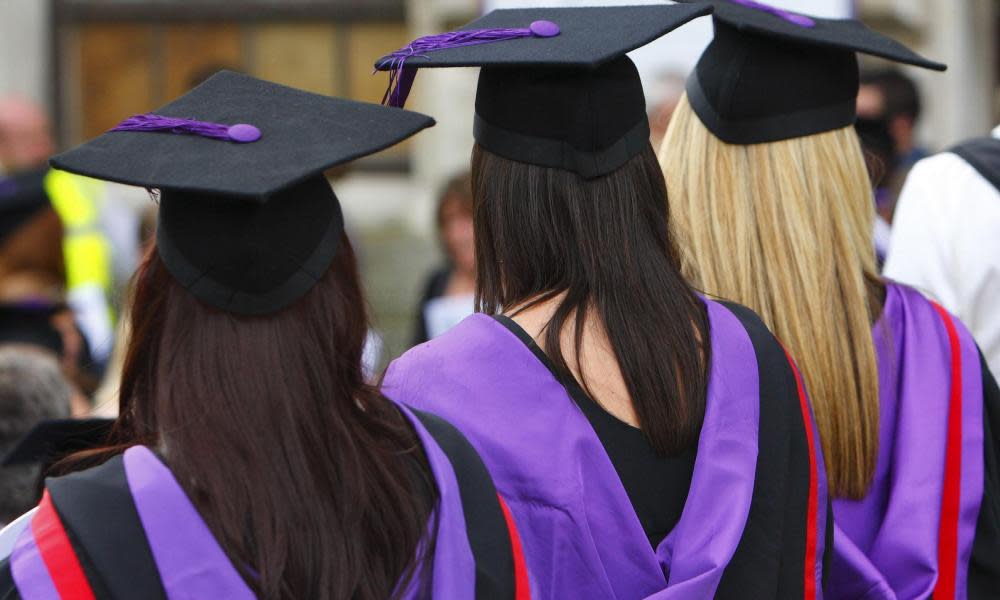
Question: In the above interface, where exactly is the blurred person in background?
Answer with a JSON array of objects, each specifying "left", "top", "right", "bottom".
[
  {"left": 411, "top": 172, "right": 476, "bottom": 346},
  {"left": 0, "top": 305, "right": 93, "bottom": 414},
  {"left": 0, "top": 161, "right": 100, "bottom": 400},
  {"left": 0, "top": 96, "right": 53, "bottom": 177},
  {"left": 0, "top": 94, "right": 144, "bottom": 371},
  {"left": 885, "top": 125, "right": 1000, "bottom": 379},
  {"left": 0, "top": 73, "right": 527, "bottom": 599},
  {"left": 0, "top": 346, "right": 71, "bottom": 528},
  {"left": 855, "top": 69, "right": 926, "bottom": 262},
  {"left": 660, "top": 1, "right": 999, "bottom": 596}
]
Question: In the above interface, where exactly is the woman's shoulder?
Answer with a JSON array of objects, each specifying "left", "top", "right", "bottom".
[
  {"left": 702, "top": 298, "right": 807, "bottom": 419},
  {"left": 390, "top": 313, "right": 516, "bottom": 378},
  {"left": 703, "top": 297, "right": 787, "bottom": 360}
]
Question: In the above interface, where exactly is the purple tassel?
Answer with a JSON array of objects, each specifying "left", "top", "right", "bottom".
[
  {"left": 376, "top": 20, "right": 561, "bottom": 108},
  {"left": 110, "top": 114, "right": 262, "bottom": 143},
  {"left": 729, "top": 0, "right": 816, "bottom": 27}
]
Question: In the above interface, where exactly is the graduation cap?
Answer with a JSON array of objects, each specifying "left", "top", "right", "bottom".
[
  {"left": 675, "top": 0, "right": 946, "bottom": 145},
  {"left": 2, "top": 418, "right": 115, "bottom": 468},
  {"left": 0, "top": 303, "right": 64, "bottom": 356},
  {"left": 0, "top": 168, "right": 51, "bottom": 248},
  {"left": 50, "top": 71, "right": 435, "bottom": 315},
  {"left": 374, "top": 4, "right": 713, "bottom": 178}
]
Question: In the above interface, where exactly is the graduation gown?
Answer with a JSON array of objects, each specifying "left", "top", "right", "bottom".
[
  {"left": 828, "top": 282, "right": 1000, "bottom": 599},
  {"left": 382, "top": 298, "right": 830, "bottom": 599},
  {"left": 0, "top": 403, "right": 530, "bottom": 599}
]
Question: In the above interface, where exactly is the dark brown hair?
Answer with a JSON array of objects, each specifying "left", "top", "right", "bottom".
[
  {"left": 65, "top": 236, "right": 436, "bottom": 599},
  {"left": 471, "top": 144, "right": 710, "bottom": 455}
]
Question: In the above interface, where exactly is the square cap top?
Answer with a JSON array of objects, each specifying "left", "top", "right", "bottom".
[
  {"left": 50, "top": 70, "right": 435, "bottom": 200},
  {"left": 677, "top": 0, "right": 945, "bottom": 71},
  {"left": 373, "top": 4, "right": 713, "bottom": 71}
]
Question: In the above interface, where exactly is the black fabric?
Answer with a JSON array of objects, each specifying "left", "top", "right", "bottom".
[
  {"left": 970, "top": 351, "right": 1000, "bottom": 597},
  {"left": 48, "top": 71, "right": 434, "bottom": 314},
  {"left": 0, "top": 304, "right": 63, "bottom": 357},
  {"left": 412, "top": 267, "right": 451, "bottom": 346},
  {"left": 373, "top": 5, "right": 712, "bottom": 71},
  {"left": 713, "top": 301, "right": 821, "bottom": 598},
  {"left": 0, "top": 558, "right": 20, "bottom": 600},
  {"left": 2, "top": 418, "right": 113, "bottom": 467},
  {"left": 410, "top": 407, "right": 516, "bottom": 600},
  {"left": 0, "top": 168, "right": 50, "bottom": 247},
  {"left": 491, "top": 314, "right": 695, "bottom": 549},
  {"left": 373, "top": 5, "right": 709, "bottom": 177},
  {"left": 950, "top": 136, "right": 1000, "bottom": 193},
  {"left": 473, "top": 101, "right": 650, "bottom": 179},
  {"left": 156, "top": 177, "right": 343, "bottom": 315},
  {"left": 45, "top": 453, "right": 167, "bottom": 600},
  {"left": 677, "top": 0, "right": 944, "bottom": 144}
]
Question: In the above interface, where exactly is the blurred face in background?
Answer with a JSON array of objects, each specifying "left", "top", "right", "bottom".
[
  {"left": 438, "top": 193, "right": 475, "bottom": 277},
  {"left": 0, "top": 96, "right": 54, "bottom": 173}
]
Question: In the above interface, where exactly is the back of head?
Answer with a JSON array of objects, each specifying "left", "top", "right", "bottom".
[
  {"left": 859, "top": 68, "right": 921, "bottom": 123},
  {"left": 660, "top": 94, "right": 881, "bottom": 499},
  {"left": 111, "top": 239, "right": 433, "bottom": 599},
  {"left": 0, "top": 96, "right": 54, "bottom": 173},
  {"left": 473, "top": 142, "right": 710, "bottom": 455},
  {"left": 0, "top": 345, "right": 71, "bottom": 522}
]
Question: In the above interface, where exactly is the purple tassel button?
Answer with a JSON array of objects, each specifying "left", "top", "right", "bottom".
[
  {"left": 226, "top": 124, "right": 262, "bottom": 143},
  {"left": 529, "top": 20, "right": 560, "bottom": 38}
]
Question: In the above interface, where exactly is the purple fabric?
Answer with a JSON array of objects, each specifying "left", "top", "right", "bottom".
[
  {"left": 829, "top": 283, "right": 984, "bottom": 599},
  {"left": 123, "top": 446, "right": 256, "bottom": 600},
  {"left": 0, "top": 177, "right": 17, "bottom": 198},
  {"left": 393, "top": 402, "right": 478, "bottom": 599},
  {"left": 728, "top": 0, "right": 816, "bottom": 27},
  {"left": 110, "top": 114, "right": 261, "bottom": 143},
  {"left": 124, "top": 434, "right": 476, "bottom": 599},
  {"left": 9, "top": 521, "right": 59, "bottom": 600},
  {"left": 382, "top": 300, "right": 764, "bottom": 598}
]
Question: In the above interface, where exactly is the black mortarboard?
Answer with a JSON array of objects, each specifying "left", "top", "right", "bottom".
[
  {"left": 2, "top": 418, "right": 114, "bottom": 467},
  {"left": 676, "top": 0, "right": 945, "bottom": 145},
  {"left": 0, "top": 303, "right": 64, "bottom": 356},
  {"left": 374, "top": 5, "right": 712, "bottom": 178},
  {"left": 0, "top": 168, "right": 51, "bottom": 247},
  {"left": 50, "top": 71, "right": 435, "bottom": 314}
]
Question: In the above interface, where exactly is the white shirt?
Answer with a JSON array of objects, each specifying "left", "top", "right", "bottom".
[{"left": 884, "top": 126, "right": 1000, "bottom": 377}]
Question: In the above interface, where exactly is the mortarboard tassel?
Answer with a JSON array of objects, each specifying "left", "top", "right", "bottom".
[
  {"left": 110, "top": 114, "right": 262, "bottom": 143},
  {"left": 729, "top": 0, "right": 815, "bottom": 27},
  {"left": 376, "top": 20, "right": 561, "bottom": 108}
]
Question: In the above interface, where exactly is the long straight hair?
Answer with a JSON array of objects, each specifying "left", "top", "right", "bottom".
[
  {"left": 660, "top": 95, "right": 882, "bottom": 499},
  {"left": 472, "top": 144, "right": 711, "bottom": 455},
  {"left": 63, "top": 238, "right": 435, "bottom": 599}
]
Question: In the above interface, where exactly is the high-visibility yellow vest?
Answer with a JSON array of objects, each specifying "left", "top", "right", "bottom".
[
  {"left": 43, "top": 169, "right": 112, "bottom": 294},
  {"left": 44, "top": 168, "right": 116, "bottom": 362}
]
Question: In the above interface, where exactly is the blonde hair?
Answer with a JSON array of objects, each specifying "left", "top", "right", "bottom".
[{"left": 659, "top": 94, "right": 881, "bottom": 499}]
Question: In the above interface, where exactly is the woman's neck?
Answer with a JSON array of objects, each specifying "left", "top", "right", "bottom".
[{"left": 507, "top": 294, "right": 638, "bottom": 428}]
